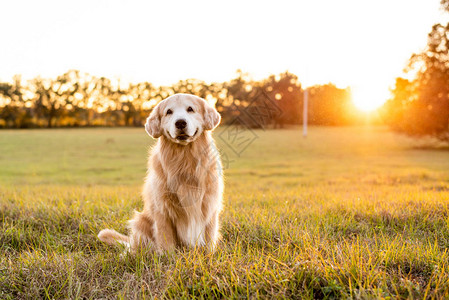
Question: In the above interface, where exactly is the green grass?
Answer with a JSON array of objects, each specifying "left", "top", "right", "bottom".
[{"left": 1, "top": 126, "right": 449, "bottom": 299}]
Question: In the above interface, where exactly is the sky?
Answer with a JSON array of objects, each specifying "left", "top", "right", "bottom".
[{"left": 1, "top": 0, "right": 448, "bottom": 111}]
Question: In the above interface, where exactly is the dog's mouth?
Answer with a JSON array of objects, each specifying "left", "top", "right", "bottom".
[
  {"left": 175, "top": 128, "right": 198, "bottom": 141},
  {"left": 176, "top": 134, "right": 189, "bottom": 141}
]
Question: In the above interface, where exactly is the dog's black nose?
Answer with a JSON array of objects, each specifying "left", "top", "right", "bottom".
[{"left": 175, "top": 119, "right": 187, "bottom": 129}]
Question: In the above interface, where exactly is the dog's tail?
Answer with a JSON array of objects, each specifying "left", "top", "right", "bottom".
[{"left": 98, "top": 229, "right": 130, "bottom": 246}]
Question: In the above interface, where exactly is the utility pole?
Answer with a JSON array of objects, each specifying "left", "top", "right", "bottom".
[{"left": 303, "top": 88, "right": 308, "bottom": 137}]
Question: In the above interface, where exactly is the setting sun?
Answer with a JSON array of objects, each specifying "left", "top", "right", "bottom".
[{"left": 351, "top": 85, "right": 390, "bottom": 112}]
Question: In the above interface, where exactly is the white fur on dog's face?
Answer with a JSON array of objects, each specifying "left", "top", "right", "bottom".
[
  {"left": 161, "top": 96, "right": 203, "bottom": 145},
  {"left": 145, "top": 94, "right": 221, "bottom": 145}
]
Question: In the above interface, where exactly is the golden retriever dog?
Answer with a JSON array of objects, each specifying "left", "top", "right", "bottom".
[{"left": 98, "top": 93, "right": 223, "bottom": 252}]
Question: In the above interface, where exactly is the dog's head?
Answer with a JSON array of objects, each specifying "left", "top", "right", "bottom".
[{"left": 145, "top": 93, "right": 221, "bottom": 145}]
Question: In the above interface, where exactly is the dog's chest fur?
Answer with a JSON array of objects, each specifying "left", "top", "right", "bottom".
[{"left": 157, "top": 135, "right": 220, "bottom": 246}]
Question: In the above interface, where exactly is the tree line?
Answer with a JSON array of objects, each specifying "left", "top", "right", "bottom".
[{"left": 0, "top": 70, "right": 360, "bottom": 129}]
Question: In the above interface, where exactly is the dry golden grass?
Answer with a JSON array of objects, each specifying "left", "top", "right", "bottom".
[{"left": 1, "top": 126, "right": 449, "bottom": 298}]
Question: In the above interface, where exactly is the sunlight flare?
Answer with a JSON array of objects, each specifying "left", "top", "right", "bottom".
[{"left": 351, "top": 85, "right": 389, "bottom": 112}]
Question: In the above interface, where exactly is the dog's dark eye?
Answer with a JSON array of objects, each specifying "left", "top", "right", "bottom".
[
  {"left": 166, "top": 109, "right": 173, "bottom": 115},
  {"left": 187, "top": 106, "right": 194, "bottom": 113}
]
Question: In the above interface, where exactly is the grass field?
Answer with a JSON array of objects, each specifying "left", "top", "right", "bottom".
[{"left": 1, "top": 126, "right": 449, "bottom": 299}]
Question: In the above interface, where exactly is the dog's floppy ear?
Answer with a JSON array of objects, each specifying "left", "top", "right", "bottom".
[
  {"left": 145, "top": 104, "right": 162, "bottom": 138},
  {"left": 203, "top": 101, "right": 221, "bottom": 131}
]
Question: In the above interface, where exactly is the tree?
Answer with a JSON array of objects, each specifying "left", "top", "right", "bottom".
[
  {"left": 308, "top": 84, "right": 354, "bottom": 126},
  {"left": 218, "top": 70, "right": 254, "bottom": 125},
  {"left": 261, "top": 72, "right": 302, "bottom": 128},
  {"left": 386, "top": 3, "right": 449, "bottom": 141},
  {"left": 0, "top": 76, "right": 34, "bottom": 128},
  {"left": 127, "top": 82, "right": 156, "bottom": 126},
  {"left": 441, "top": 0, "right": 449, "bottom": 12}
]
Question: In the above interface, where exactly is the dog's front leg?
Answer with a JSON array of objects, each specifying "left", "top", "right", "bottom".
[
  {"left": 154, "top": 210, "right": 177, "bottom": 252},
  {"left": 204, "top": 211, "right": 220, "bottom": 252}
]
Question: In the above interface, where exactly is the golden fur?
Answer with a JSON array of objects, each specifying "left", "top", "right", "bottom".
[{"left": 98, "top": 94, "right": 223, "bottom": 252}]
